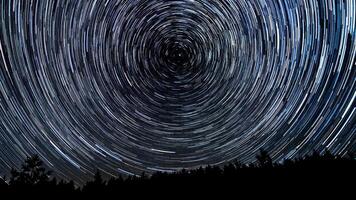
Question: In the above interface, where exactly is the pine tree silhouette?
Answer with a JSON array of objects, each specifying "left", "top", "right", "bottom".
[
  {"left": 256, "top": 149, "right": 273, "bottom": 168},
  {"left": 0, "top": 150, "right": 354, "bottom": 195},
  {"left": 0, "top": 176, "right": 8, "bottom": 191},
  {"left": 82, "top": 169, "right": 106, "bottom": 193},
  {"left": 9, "top": 155, "right": 51, "bottom": 186}
]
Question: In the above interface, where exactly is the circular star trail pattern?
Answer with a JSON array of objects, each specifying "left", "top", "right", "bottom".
[{"left": 0, "top": 0, "right": 355, "bottom": 183}]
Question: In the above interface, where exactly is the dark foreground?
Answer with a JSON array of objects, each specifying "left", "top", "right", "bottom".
[{"left": 0, "top": 150, "right": 355, "bottom": 196}]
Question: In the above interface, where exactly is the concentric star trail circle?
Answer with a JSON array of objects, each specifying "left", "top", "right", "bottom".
[{"left": 0, "top": 0, "right": 355, "bottom": 183}]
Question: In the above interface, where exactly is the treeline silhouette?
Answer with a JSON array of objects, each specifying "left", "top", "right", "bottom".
[{"left": 0, "top": 150, "right": 354, "bottom": 195}]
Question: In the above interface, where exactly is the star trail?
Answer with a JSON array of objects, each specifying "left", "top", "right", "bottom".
[{"left": 0, "top": 0, "right": 355, "bottom": 183}]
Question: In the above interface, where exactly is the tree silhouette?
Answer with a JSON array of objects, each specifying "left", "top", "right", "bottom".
[
  {"left": 0, "top": 176, "right": 7, "bottom": 191},
  {"left": 93, "top": 170, "right": 104, "bottom": 185},
  {"left": 0, "top": 150, "right": 354, "bottom": 195},
  {"left": 256, "top": 149, "right": 273, "bottom": 168},
  {"left": 9, "top": 155, "right": 51, "bottom": 186},
  {"left": 82, "top": 169, "right": 106, "bottom": 193}
]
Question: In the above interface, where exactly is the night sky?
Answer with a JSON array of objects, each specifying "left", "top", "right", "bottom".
[{"left": 0, "top": 0, "right": 355, "bottom": 184}]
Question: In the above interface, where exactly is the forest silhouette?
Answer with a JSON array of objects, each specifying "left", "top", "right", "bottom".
[{"left": 0, "top": 149, "right": 355, "bottom": 196}]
